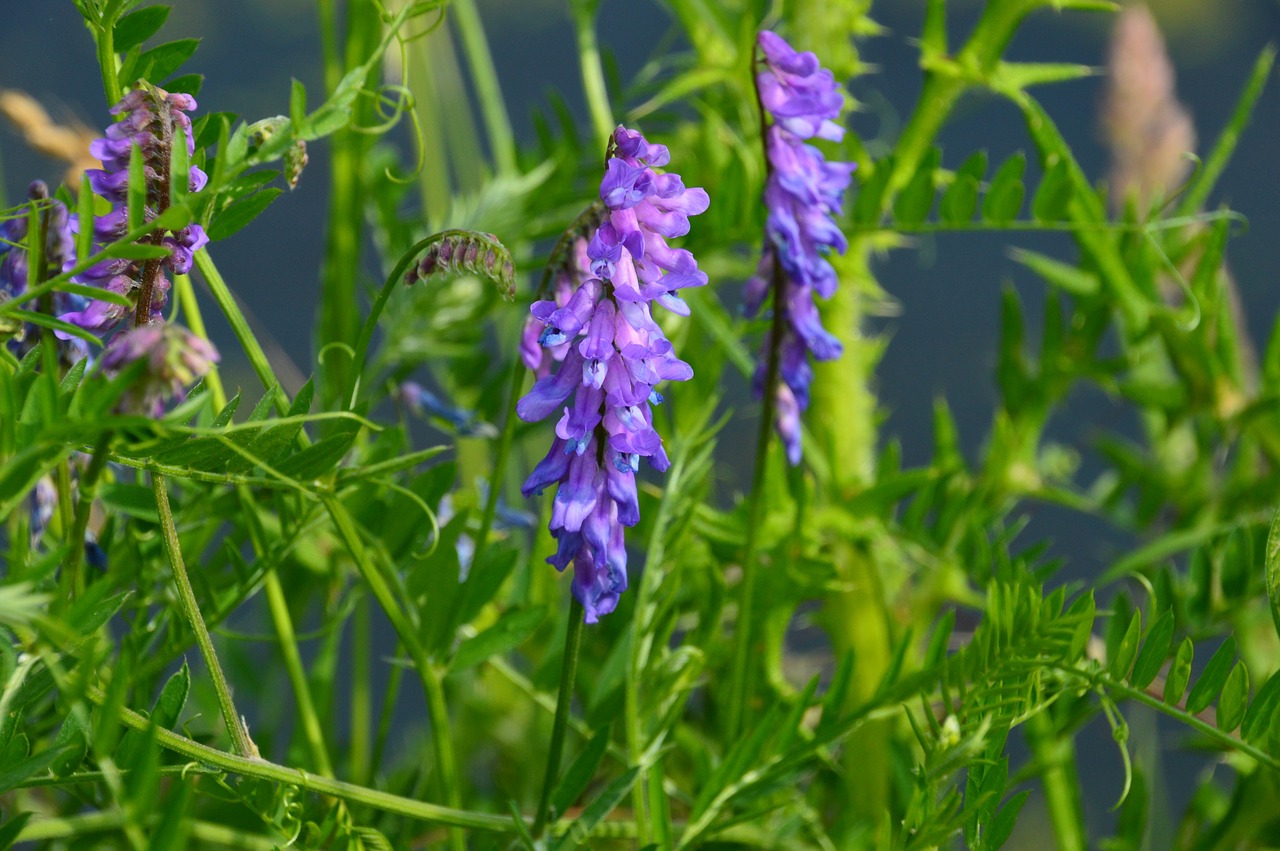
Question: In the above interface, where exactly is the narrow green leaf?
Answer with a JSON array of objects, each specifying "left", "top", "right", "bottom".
[
  {"left": 940, "top": 174, "right": 979, "bottom": 225},
  {"left": 49, "top": 711, "right": 89, "bottom": 777},
  {"left": 152, "top": 661, "right": 191, "bottom": 730},
  {"left": 1264, "top": 505, "right": 1280, "bottom": 643},
  {"left": 1242, "top": 669, "right": 1280, "bottom": 744},
  {"left": 207, "top": 189, "right": 283, "bottom": 242},
  {"left": 1110, "top": 609, "right": 1141, "bottom": 681},
  {"left": 272, "top": 427, "right": 359, "bottom": 479},
  {"left": 0, "top": 746, "right": 73, "bottom": 794},
  {"left": 1031, "top": 159, "right": 1073, "bottom": 222},
  {"left": 113, "top": 5, "right": 169, "bottom": 52},
  {"left": 448, "top": 608, "right": 544, "bottom": 673},
  {"left": 1163, "top": 637, "right": 1193, "bottom": 704},
  {"left": 76, "top": 173, "right": 94, "bottom": 262},
  {"left": 1216, "top": 661, "right": 1249, "bottom": 733},
  {"left": 984, "top": 790, "right": 1029, "bottom": 850},
  {"left": 127, "top": 142, "right": 146, "bottom": 232},
  {"left": 1067, "top": 592, "right": 1095, "bottom": 662},
  {"left": 924, "top": 608, "right": 956, "bottom": 669},
  {"left": 170, "top": 123, "right": 190, "bottom": 210},
  {"left": 1177, "top": 47, "right": 1275, "bottom": 217},
  {"left": 1131, "top": 609, "right": 1174, "bottom": 689},
  {"left": 290, "top": 79, "right": 308, "bottom": 129},
  {"left": 982, "top": 153, "right": 1025, "bottom": 223},
  {"left": 550, "top": 727, "right": 611, "bottom": 818},
  {"left": 0, "top": 813, "right": 33, "bottom": 851},
  {"left": 1009, "top": 247, "right": 1100, "bottom": 297},
  {"left": 550, "top": 768, "right": 640, "bottom": 851},
  {"left": 1186, "top": 636, "right": 1237, "bottom": 715},
  {"left": 894, "top": 148, "right": 940, "bottom": 226},
  {"left": 5, "top": 311, "right": 102, "bottom": 347},
  {"left": 97, "top": 482, "right": 160, "bottom": 522},
  {"left": 134, "top": 38, "right": 200, "bottom": 83},
  {"left": 993, "top": 61, "right": 1095, "bottom": 93},
  {"left": 161, "top": 73, "right": 203, "bottom": 96}
]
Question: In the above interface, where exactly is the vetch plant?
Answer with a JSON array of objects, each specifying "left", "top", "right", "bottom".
[
  {"left": 520, "top": 125, "right": 708, "bottom": 624},
  {"left": 0, "top": 1, "right": 1276, "bottom": 849}
]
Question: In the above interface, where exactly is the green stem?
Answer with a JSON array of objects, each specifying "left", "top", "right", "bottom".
[
  {"left": 1025, "top": 710, "right": 1087, "bottom": 851},
  {"left": 725, "top": 258, "right": 785, "bottom": 741},
  {"left": 173, "top": 272, "right": 227, "bottom": 408},
  {"left": 193, "top": 250, "right": 287, "bottom": 412},
  {"left": 316, "top": 0, "right": 379, "bottom": 408},
  {"left": 263, "top": 570, "right": 335, "bottom": 777},
  {"left": 320, "top": 493, "right": 465, "bottom": 851},
  {"left": 64, "top": 435, "right": 112, "bottom": 599},
  {"left": 533, "top": 597, "right": 586, "bottom": 838},
  {"left": 350, "top": 594, "right": 373, "bottom": 786},
  {"left": 470, "top": 355, "right": 525, "bottom": 569},
  {"left": 151, "top": 473, "right": 257, "bottom": 759},
  {"left": 346, "top": 230, "right": 477, "bottom": 408},
  {"left": 570, "top": 1, "right": 615, "bottom": 145},
  {"left": 94, "top": 20, "right": 123, "bottom": 108},
  {"left": 85, "top": 681, "right": 510, "bottom": 832},
  {"left": 450, "top": 0, "right": 517, "bottom": 174},
  {"left": 17, "top": 812, "right": 277, "bottom": 850}
]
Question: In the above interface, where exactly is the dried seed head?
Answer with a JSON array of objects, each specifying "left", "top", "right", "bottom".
[{"left": 1102, "top": 5, "right": 1196, "bottom": 210}]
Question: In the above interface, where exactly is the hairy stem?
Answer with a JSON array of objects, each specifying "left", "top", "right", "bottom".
[
  {"left": 533, "top": 598, "right": 586, "bottom": 838},
  {"left": 725, "top": 248, "right": 786, "bottom": 741},
  {"left": 1025, "top": 710, "right": 1088, "bottom": 851},
  {"left": 320, "top": 493, "right": 465, "bottom": 851},
  {"left": 152, "top": 473, "right": 257, "bottom": 758}
]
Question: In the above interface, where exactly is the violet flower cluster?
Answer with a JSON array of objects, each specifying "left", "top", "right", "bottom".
[
  {"left": 0, "top": 181, "right": 88, "bottom": 363},
  {"left": 744, "top": 30, "right": 855, "bottom": 465},
  {"left": 519, "top": 126, "right": 709, "bottom": 622},
  {"left": 59, "top": 85, "right": 209, "bottom": 339}
]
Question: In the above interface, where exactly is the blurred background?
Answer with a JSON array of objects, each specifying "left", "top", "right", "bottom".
[{"left": 2, "top": 0, "right": 1277, "bottom": 845}]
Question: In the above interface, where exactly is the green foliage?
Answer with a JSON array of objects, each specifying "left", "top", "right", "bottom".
[{"left": 1, "top": 0, "right": 1276, "bottom": 848}]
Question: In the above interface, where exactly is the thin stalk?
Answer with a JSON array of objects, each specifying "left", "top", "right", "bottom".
[
  {"left": 350, "top": 594, "right": 373, "bottom": 786},
  {"left": 470, "top": 355, "right": 525, "bottom": 569},
  {"left": 85, "top": 681, "right": 510, "bottom": 832},
  {"left": 1025, "top": 711, "right": 1087, "bottom": 851},
  {"left": 320, "top": 493, "right": 465, "bottom": 851},
  {"left": 173, "top": 272, "right": 227, "bottom": 407},
  {"left": 370, "top": 642, "right": 405, "bottom": 781},
  {"left": 193, "top": 250, "right": 288, "bottom": 413},
  {"left": 570, "top": 1, "right": 615, "bottom": 145},
  {"left": 533, "top": 597, "right": 586, "bottom": 838},
  {"left": 18, "top": 812, "right": 277, "bottom": 850},
  {"left": 94, "top": 21, "right": 123, "bottom": 108},
  {"left": 152, "top": 473, "right": 258, "bottom": 758},
  {"left": 263, "top": 570, "right": 335, "bottom": 777},
  {"left": 724, "top": 254, "right": 785, "bottom": 741},
  {"left": 450, "top": 0, "right": 517, "bottom": 174},
  {"left": 64, "top": 436, "right": 111, "bottom": 598},
  {"left": 29, "top": 195, "right": 77, "bottom": 602}
]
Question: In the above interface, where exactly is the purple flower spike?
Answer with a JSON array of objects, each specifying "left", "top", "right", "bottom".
[
  {"left": 0, "top": 182, "right": 88, "bottom": 364},
  {"left": 520, "top": 126, "right": 708, "bottom": 622},
  {"left": 748, "top": 30, "right": 855, "bottom": 465},
  {"left": 60, "top": 84, "right": 208, "bottom": 345}
]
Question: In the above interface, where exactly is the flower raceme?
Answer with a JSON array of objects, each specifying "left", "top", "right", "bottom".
[
  {"left": 59, "top": 84, "right": 209, "bottom": 340},
  {"left": 56, "top": 83, "right": 216, "bottom": 414},
  {"left": 745, "top": 30, "right": 855, "bottom": 465},
  {"left": 0, "top": 181, "right": 89, "bottom": 364},
  {"left": 519, "top": 126, "right": 709, "bottom": 622}
]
